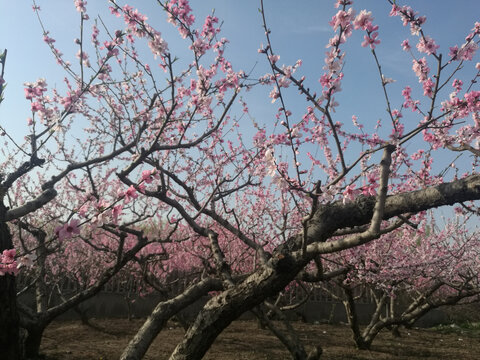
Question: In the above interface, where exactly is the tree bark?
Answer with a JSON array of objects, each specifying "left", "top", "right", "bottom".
[
  {"left": 120, "top": 277, "right": 222, "bottom": 360},
  {"left": 0, "top": 204, "right": 21, "bottom": 359},
  {"left": 342, "top": 287, "right": 370, "bottom": 350},
  {"left": 169, "top": 261, "right": 307, "bottom": 360},
  {"left": 23, "top": 323, "right": 47, "bottom": 360},
  {"left": 252, "top": 305, "right": 321, "bottom": 360}
]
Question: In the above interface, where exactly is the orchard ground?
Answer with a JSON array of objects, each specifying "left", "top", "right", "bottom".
[{"left": 41, "top": 318, "right": 480, "bottom": 360}]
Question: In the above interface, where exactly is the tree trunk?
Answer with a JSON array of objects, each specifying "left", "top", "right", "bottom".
[
  {"left": 252, "top": 306, "right": 321, "bottom": 360},
  {"left": 121, "top": 277, "right": 222, "bottom": 360},
  {"left": 24, "top": 324, "right": 47, "bottom": 360},
  {"left": 0, "top": 204, "right": 21, "bottom": 359},
  {"left": 388, "top": 296, "right": 401, "bottom": 337},
  {"left": 169, "top": 257, "right": 307, "bottom": 360},
  {"left": 342, "top": 287, "right": 370, "bottom": 350}
]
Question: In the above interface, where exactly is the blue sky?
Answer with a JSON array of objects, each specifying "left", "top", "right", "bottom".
[{"left": 0, "top": 0, "right": 478, "bottom": 181}]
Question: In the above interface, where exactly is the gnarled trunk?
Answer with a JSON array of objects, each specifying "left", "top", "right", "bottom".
[
  {"left": 121, "top": 277, "right": 222, "bottom": 360},
  {"left": 169, "top": 258, "right": 307, "bottom": 360}
]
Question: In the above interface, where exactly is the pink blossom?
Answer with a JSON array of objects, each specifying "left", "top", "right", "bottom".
[
  {"left": 329, "top": 9, "right": 355, "bottom": 32},
  {"left": 43, "top": 34, "right": 56, "bottom": 44},
  {"left": 389, "top": 4, "right": 400, "bottom": 17},
  {"left": 149, "top": 32, "right": 169, "bottom": 58},
  {"left": 412, "top": 58, "right": 429, "bottom": 82},
  {"left": 362, "top": 184, "right": 378, "bottom": 197},
  {"left": 458, "top": 42, "right": 478, "bottom": 61},
  {"left": 76, "top": 50, "right": 90, "bottom": 67},
  {"left": 56, "top": 219, "right": 80, "bottom": 241},
  {"left": 141, "top": 169, "right": 155, "bottom": 184},
  {"left": 452, "top": 79, "right": 463, "bottom": 92},
  {"left": 191, "top": 37, "right": 208, "bottom": 57},
  {"left": 112, "top": 204, "right": 123, "bottom": 223},
  {"left": 422, "top": 78, "right": 434, "bottom": 97},
  {"left": 342, "top": 184, "right": 357, "bottom": 204},
  {"left": 269, "top": 87, "right": 280, "bottom": 103},
  {"left": 450, "top": 42, "right": 479, "bottom": 61},
  {"left": 402, "top": 86, "right": 420, "bottom": 111},
  {"left": 123, "top": 185, "right": 138, "bottom": 203},
  {"left": 416, "top": 36, "right": 439, "bottom": 55},
  {"left": 201, "top": 15, "right": 219, "bottom": 39},
  {"left": 138, "top": 182, "right": 146, "bottom": 193},
  {"left": 3, "top": 249, "right": 15, "bottom": 262},
  {"left": 31, "top": 102, "right": 43, "bottom": 112},
  {"left": 74, "top": 0, "right": 87, "bottom": 13},
  {"left": 391, "top": 109, "right": 403, "bottom": 120},
  {"left": 0, "top": 249, "right": 18, "bottom": 276},
  {"left": 354, "top": 10, "right": 373, "bottom": 31},
  {"left": 103, "top": 41, "right": 119, "bottom": 57},
  {"left": 361, "top": 32, "right": 380, "bottom": 49},
  {"left": 401, "top": 39, "right": 411, "bottom": 51},
  {"left": 268, "top": 55, "right": 280, "bottom": 64}
]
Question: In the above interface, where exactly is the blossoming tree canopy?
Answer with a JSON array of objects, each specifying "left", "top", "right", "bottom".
[{"left": 0, "top": 0, "right": 479, "bottom": 359}]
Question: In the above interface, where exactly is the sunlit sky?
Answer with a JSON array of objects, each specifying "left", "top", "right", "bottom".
[{"left": 0, "top": 0, "right": 478, "bottom": 198}]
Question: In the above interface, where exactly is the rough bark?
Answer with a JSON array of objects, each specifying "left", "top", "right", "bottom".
[
  {"left": 120, "top": 277, "right": 223, "bottom": 360},
  {"left": 168, "top": 175, "right": 480, "bottom": 360},
  {"left": 169, "top": 260, "right": 307, "bottom": 360}
]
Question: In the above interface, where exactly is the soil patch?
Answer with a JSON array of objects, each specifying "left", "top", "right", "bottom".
[{"left": 41, "top": 318, "right": 480, "bottom": 359}]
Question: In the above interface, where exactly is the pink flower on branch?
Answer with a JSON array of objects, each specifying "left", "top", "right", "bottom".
[
  {"left": 449, "top": 42, "right": 479, "bottom": 61},
  {"left": 412, "top": 58, "right": 430, "bottom": 82},
  {"left": 74, "top": 0, "right": 87, "bottom": 13},
  {"left": 342, "top": 184, "right": 358, "bottom": 204},
  {"left": 43, "top": 33, "right": 56, "bottom": 44},
  {"left": 112, "top": 204, "right": 123, "bottom": 223},
  {"left": 422, "top": 78, "right": 435, "bottom": 97},
  {"left": 268, "top": 54, "right": 280, "bottom": 64},
  {"left": 31, "top": 102, "right": 43, "bottom": 113},
  {"left": 123, "top": 185, "right": 138, "bottom": 203},
  {"left": 353, "top": 10, "right": 374, "bottom": 31},
  {"left": 401, "top": 39, "right": 411, "bottom": 51},
  {"left": 0, "top": 249, "right": 18, "bottom": 276},
  {"left": 329, "top": 8, "right": 355, "bottom": 32},
  {"left": 416, "top": 36, "right": 439, "bottom": 55},
  {"left": 149, "top": 38, "right": 169, "bottom": 59},
  {"left": 55, "top": 219, "right": 81, "bottom": 241}
]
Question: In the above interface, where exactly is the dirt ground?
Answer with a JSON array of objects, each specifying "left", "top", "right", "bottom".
[{"left": 41, "top": 318, "right": 480, "bottom": 360}]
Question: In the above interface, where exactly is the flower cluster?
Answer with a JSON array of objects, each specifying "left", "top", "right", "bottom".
[
  {"left": 0, "top": 249, "right": 18, "bottom": 276},
  {"left": 166, "top": 0, "right": 195, "bottom": 38}
]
